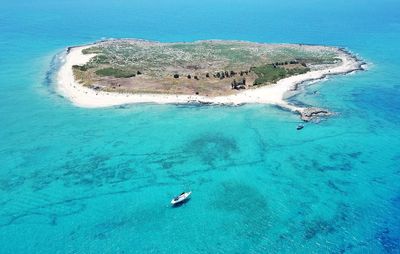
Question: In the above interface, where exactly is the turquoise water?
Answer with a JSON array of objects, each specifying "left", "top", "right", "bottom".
[{"left": 1, "top": 0, "right": 400, "bottom": 253}]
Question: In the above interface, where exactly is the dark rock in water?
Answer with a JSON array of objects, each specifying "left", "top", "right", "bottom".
[
  {"left": 300, "top": 107, "right": 332, "bottom": 122},
  {"left": 187, "top": 74, "right": 191, "bottom": 79},
  {"left": 206, "top": 73, "right": 210, "bottom": 78},
  {"left": 137, "top": 71, "right": 142, "bottom": 75},
  {"left": 173, "top": 74, "right": 179, "bottom": 78},
  {"left": 194, "top": 75, "right": 199, "bottom": 80}
]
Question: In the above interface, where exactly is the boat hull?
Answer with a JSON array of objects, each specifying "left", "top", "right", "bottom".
[{"left": 171, "top": 192, "right": 192, "bottom": 205}]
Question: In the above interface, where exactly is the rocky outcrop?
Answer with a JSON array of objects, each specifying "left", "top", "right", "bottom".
[{"left": 300, "top": 107, "right": 332, "bottom": 122}]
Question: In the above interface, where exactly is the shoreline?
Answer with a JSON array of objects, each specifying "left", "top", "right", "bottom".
[{"left": 56, "top": 41, "right": 365, "bottom": 118}]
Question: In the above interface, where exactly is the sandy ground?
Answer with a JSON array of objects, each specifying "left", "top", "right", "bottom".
[{"left": 56, "top": 45, "right": 362, "bottom": 112}]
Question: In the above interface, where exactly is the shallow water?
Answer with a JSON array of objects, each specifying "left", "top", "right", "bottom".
[{"left": 1, "top": 0, "right": 400, "bottom": 253}]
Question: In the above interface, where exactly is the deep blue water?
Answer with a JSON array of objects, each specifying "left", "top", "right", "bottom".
[{"left": 1, "top": 0, "right": 400, "bottom": 253}]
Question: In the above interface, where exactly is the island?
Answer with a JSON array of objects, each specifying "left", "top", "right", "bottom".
[{"left": 56, "top": 39, "right": 365, "bottom": 120}]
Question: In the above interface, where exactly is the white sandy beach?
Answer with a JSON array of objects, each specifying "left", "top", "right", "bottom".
[{"left": 57, "top": 45, "right": 363, "bottom": 112}]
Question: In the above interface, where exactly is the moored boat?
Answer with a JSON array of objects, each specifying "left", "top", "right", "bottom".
[{"left": 171, "top": 191, "right": 192, "bottom": 205}]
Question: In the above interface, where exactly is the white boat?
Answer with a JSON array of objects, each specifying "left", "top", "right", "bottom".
[{"left": 171, "top": 191, "right": 191, "bottom": 205}]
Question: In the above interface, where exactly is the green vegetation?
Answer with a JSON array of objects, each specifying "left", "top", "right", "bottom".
[
  {"left": 95, "top": 67, "right": 137, "bottom": 78},
  {"left": 286, "top": 67, "right": 310, "bottom": 75},
  {"left": 82, "top": 47, "right": 103, "bottom": 54},
  {"left": 72, "top": 40, "right": 341, "bottom": 95},
  {"left": 91, "top": 54, "right": 110, "bottom": 64},
  {"left": 72, "top": 55, "right": 109, "bottom": 73},
  {"left": 72, "top": 65, "right": 88, "bottom": 71},
  {"left": 252, "top": 65, "right": 310, "bottom": 85},
  {"left": 252, "top": 65, "right": 286, "bottom": 85},
  {"left": 81, "top": 40, "right": 338, "bottom": 74}
]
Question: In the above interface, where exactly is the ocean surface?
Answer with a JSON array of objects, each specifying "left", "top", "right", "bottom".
[{"left": 1, "top": 0, "right": 400, "bottom": 253}]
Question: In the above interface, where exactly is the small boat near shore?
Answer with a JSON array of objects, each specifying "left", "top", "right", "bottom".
[
  {"left": 297, "top": 124, "right": 304, "bottom": 130},
  {"left": 171, "top": 191, "right": 192, "bottom": 205}
]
